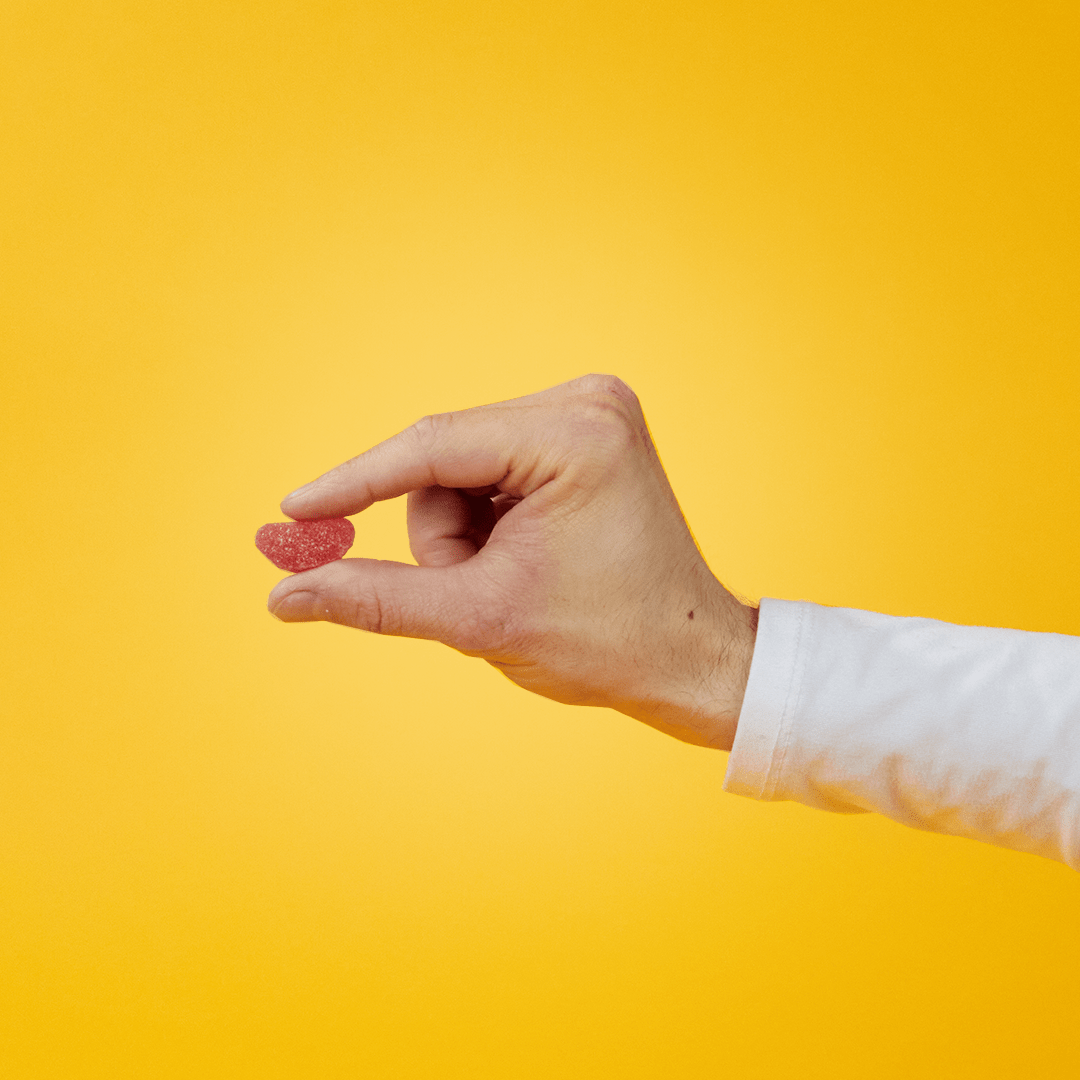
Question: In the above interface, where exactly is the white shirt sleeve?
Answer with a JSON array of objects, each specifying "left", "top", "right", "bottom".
[{"left": 724, "top": 598, "right": 1080, "bottom": 870}]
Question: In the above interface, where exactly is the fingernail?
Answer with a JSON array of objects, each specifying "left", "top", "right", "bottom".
[
  {"left": 284, "top": 481, "right": 316, "bottom": 501},
  {"left": 270, "top": 590, "right": 317, "bottom": 621}
]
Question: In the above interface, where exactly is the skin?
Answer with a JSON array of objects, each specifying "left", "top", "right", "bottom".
[{"left": 268, "top": 373, "right": 758, "bottom": 751}]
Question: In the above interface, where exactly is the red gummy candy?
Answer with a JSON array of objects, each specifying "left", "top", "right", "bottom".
[{"left": 255, "top": 517, "right": 355, "bottom": 572}]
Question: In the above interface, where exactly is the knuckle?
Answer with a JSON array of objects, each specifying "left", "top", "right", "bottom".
[
  {"left": 570, "top": 390, "right": 643, "bottom": 458},
  {"left": 346, "top": 582, "right": 394, "bottom": 636},
  {"left": 410, "top": 412, "right": 455, "bottom": 455},
  {"left": 570, "top": 373, "right": 640, "bottom": 408},
  {"left": 451, "top": 609, "right": 498, "bottom": 654},
  {"left": 448, "top": 594, "right": 518, "bottom": 655}
]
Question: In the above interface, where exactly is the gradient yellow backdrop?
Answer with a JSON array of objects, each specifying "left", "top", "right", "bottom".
[{"left": 2, "top": 2, "right": 1078, "bottom": 1077}]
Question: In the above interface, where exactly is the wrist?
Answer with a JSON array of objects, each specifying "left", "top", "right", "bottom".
[
  {"left": 717, "top": 600, "right": 758, "bottom": 750},
  {"left": 617, "top": 584, "right": 759, "bottom": 752}
]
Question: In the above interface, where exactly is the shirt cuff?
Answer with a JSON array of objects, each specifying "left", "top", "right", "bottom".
[{"left": 723, "top": 597, "right": 812, "bottom": 802}]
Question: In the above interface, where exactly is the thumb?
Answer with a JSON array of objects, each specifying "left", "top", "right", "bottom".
[{"left": 267, "top": 557, "right": 495, "bottom": 646}]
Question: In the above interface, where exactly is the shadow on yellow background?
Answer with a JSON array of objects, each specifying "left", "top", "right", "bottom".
[{"left": 2, "top": 2, "right": 1078, "bottom": 1077}]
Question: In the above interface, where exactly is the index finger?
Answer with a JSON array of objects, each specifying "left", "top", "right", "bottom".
[{"left": 280, "top": 404, "right": 560, "bottom": 520}]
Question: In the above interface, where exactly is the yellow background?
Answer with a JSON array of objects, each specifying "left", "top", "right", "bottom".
[{"left": 2, "top": 2, "right": 1078, "bottom": 1076}]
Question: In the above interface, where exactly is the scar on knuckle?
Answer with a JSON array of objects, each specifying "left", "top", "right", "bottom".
[
  {"left": 569, "top": 396, "right": 645, "bottom": 458},
  {"left": 571, "top": 373, "right": 640, "bottom": 408},
  {"left": 566, "top": 376, "right": 643, "bottom": 440}
]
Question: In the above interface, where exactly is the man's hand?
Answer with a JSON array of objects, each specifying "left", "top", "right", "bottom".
[{"left": 267, "top": 374, "right": 757, "bottom": 750}]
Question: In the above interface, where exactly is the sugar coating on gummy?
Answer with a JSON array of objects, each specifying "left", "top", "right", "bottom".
[{"left": 255, "top": 517, "right": 355, "bottom": 572}]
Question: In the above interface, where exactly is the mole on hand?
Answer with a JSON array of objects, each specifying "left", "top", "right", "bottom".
[{"left": 256, "top": 517, "right": 355, "bottom": 572}]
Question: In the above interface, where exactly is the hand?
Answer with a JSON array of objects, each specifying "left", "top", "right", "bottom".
[{"left": 267, "top": 374, "right": 758, "bottom": 750}]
